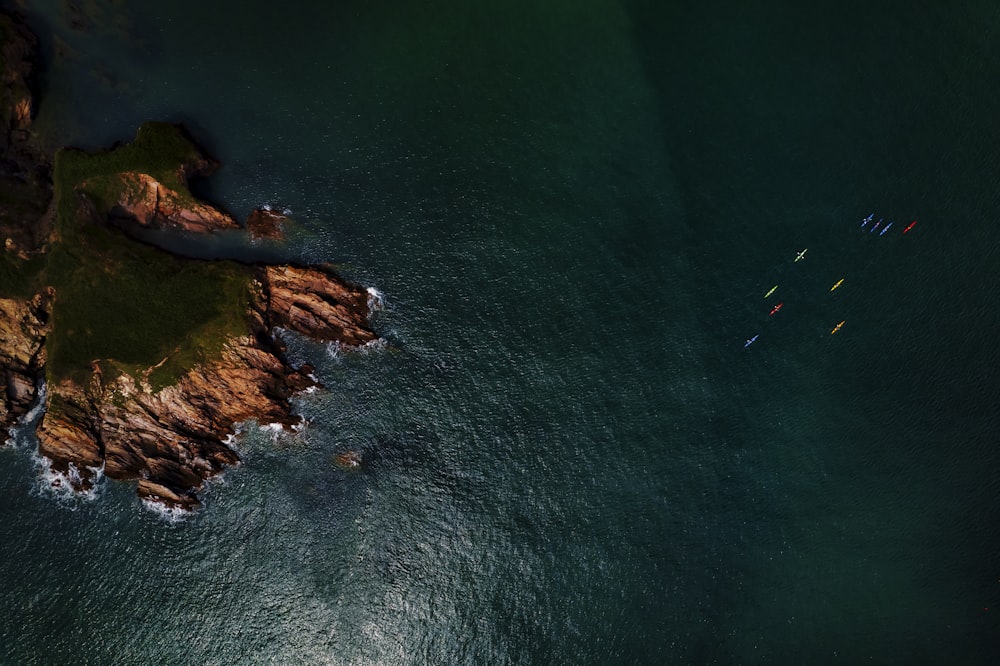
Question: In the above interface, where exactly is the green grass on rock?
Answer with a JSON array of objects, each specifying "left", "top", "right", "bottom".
[{"left": 43, "top": 122, "right": 253, "bottom": 388}]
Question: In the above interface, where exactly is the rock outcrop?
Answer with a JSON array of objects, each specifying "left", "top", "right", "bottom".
[
  {"left": 246, "top": 207, "right": 287, "bottom": 241},
  {"left": 34, "top": 266, "right": 377, "bottom": 509},
  {"left": 263, "top": 264, "right": 377, "bottom": 347},
  {"left": 105, "top": 170, "right": 241, "bottom": 234},
  {"left": 0, "top": 288, "right": 52, "bottom": 430}
]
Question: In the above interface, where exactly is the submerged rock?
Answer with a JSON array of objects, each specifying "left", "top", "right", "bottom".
[
  {"left": 246, "top": 207, "right": 287, "bottom": 241},
  {"left": 333, "top": 450, "right": 362, "bottom": 470}
]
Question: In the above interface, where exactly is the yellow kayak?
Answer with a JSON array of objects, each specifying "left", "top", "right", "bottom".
[
  {"left": 831, "top": 320, "right": 845, "bottom": 335},
  {"left": 764, "top": 285, "right": 777, "bottom": 298},
  {"left": 830, "top": 278, "right": 844, "bottom": 292}
]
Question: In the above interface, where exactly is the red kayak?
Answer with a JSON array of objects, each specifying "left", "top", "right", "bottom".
[
  {"left": 903, "top": 220, "right": 917, "bottom": 234},
  {"left": 769, "top": 302, "right": 784, "bottom": 316}
]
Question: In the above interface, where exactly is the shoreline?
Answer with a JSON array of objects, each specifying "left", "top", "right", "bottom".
[{"left": 0, "top": 10, "right": 379, "bottom": 511}]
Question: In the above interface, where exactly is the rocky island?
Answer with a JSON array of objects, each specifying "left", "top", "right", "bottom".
[{"left": 0, "top": 12, "right": 377, "bottom": 510}]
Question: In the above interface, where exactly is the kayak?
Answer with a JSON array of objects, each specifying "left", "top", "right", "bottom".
[
  {"left": 794, "top": 249, "right": 807, "bottom": 262},
  {"left": 764, "top": 285, "right": 778, "bottom": 298},
  {"left": 831, "top": 320, "right": 845, "bottom": 334},
  {"left": 744, "top": 334, "right": 759, "bottom": 348},
  {"left": 769, "top": 302, "right": 784, "bottom": 316},
  {"left": 903, "top": 220, "right": 917, "bottom": 234},
  {"left": 830, "top": 278, "right": 844, "bottom": 292}
]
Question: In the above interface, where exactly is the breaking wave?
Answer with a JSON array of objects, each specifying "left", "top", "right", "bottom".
[
  {"left": 34, "top": 455, "right": 105, "bottom": 504},
  {"left": 140, "top": 497, "right": 191, "bottom": 523},
  {"left": 367, "top": 286, "right": 385, "bottom": 312},
  {"left": 4, "top": 381, "right": 47, "bottom": 447}
]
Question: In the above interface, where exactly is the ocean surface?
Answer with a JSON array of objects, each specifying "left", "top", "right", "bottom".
[{"left": 3, "top": 0, "right": 999, "bottom": 663}]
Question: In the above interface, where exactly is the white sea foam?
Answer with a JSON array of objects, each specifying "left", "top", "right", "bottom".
[
  {"left": 34, "top": 453, "right": 105, "bottom": 503},
  {"left": 358, "top": 337, "right": 387, "bottom": 354},
  {"left": 4, "top": 381, "right": 47, "bottom": 447},
  {"left": 261, "top": 421, "right": 290, "bottom": 445},
  {"left": 256, "top": 204, "right": 293, "bottom": 217},
  {"left": 325, "top": 335, "right": 386, "bottom": 360},
  {"left": 221, "top": 423, "right": 246, "bottom": 456},
  {"left": 140, "top": 497, "right": 191, "bottom": 523},
  {"left": 22, "top": 381, "right": 47, "bottom": 424},
  {"left": 366, "top": 286, "right": 385, "bottom": 312}
]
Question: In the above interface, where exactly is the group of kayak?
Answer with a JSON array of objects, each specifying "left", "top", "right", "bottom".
[
  {"left": 861, "top": 213, "right": 917, "bottom": 236},
  {"left": 744, "top": 214, "right": 918, "bottom": 349},
  {"left": 744, "top": 250, "right": 845, "bottom": 347}
]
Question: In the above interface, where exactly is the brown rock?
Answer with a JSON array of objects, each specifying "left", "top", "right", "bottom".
[
  {"left": 334, "top": 450, "right": 362, "bottom": 470},
  {"left": 95, "top": 334, "right": 308, "bottom": 495},
  {"left": 12, "top": 96, "right": 30, "bottom": 128},
  {"left": 246, "top": 207, "right": 286, "bottom": 241},
  {"left": 262, "top": 265, "right": 377, "bottom": 347},
  {"left": 34, "top": 268, "right": 377, "bottom": 508},
  {"left": 0, "top": 289, "right": 52, "bottom": 430},
  {"left": 136, "top": 479, "right": 197, "bottom": 511},
  {"left": 36, "top": 412, "right": 103, "bottom": 486},
  {"left": 104, "top": 171, "right": 240, "bottom": 234}
]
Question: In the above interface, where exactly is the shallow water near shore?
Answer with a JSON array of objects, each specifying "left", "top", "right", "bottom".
[{"left": 2, "top": 0, "right": 1000, "bottom": 662}]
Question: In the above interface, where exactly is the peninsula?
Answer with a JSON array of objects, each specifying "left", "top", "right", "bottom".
[{"left": 0, "top": 12, "right": 377, "bottom": 510}]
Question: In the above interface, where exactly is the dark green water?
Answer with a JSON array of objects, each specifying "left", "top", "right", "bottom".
[{"left": 2, "top": 1, "right": 999, "bottom": 662}]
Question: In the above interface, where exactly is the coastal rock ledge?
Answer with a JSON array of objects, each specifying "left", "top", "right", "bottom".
[{"left": 35, "top": 264, "right": 377, "bottom": 511}]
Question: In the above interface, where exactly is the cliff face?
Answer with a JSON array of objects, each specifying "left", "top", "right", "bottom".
[
  {"left": 0, "top": 288, "right": 52, "bottom": 430},
  {"left": 36, "top": 265, "right": 377, "bottom": 510}
]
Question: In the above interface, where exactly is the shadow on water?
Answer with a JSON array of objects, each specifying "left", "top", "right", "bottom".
[{"left": 107, "top": 218, "right": 299, "bottom": 264}]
